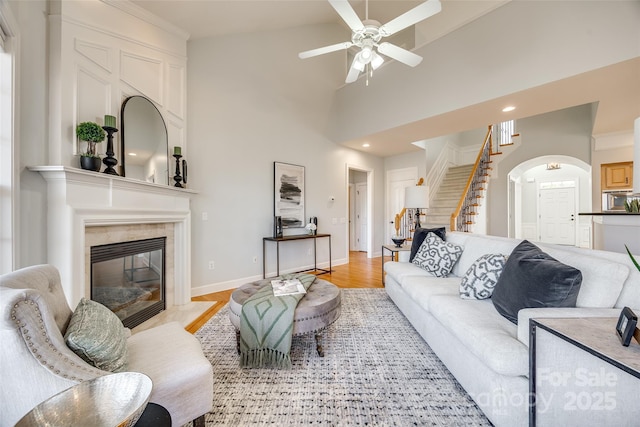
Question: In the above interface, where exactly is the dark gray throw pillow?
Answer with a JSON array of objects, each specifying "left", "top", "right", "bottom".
[
  {"left": 409, "top": 227, "right": 447, "bottom": 262},
  {"left": 491, "top": 240, "right": 582, "bottom": 324}
]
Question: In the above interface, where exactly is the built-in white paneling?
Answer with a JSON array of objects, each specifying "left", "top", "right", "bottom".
[
  {"left": 74, "top": 38, "right": 112, "bottom": 73},
  {"left": 167, "top": 63, "right": 185, "bottom": 119},
  {"left": 75, "top": 66, "right": 111, "bottom": 154},
  {"left": 48, "top": 0, "right": 187, "bottom": 172},
  {"left": 120, "top": 51, "right": 163, "bottom": 105}
]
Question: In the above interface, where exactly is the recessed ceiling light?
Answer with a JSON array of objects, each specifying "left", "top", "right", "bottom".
[
  {"left": 362, "top": 143, "right": 370, "bottom": 148},
  {"left": 502, "top": 106, "right": 516, "bottom": 112},
  {"left": 128, "top": 152, "right": 137, "bottom": 156}
]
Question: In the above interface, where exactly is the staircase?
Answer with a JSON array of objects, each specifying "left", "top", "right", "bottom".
[
  {"left": 423, "top": 164, "right": 474, "bottom": 227},
  {"left": 424, "top": 126, "right": 496, "bottom": 232}
]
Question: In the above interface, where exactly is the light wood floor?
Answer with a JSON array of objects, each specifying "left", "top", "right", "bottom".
[{"left": 186, "top": 251, "right": 383, "bottom": 333}]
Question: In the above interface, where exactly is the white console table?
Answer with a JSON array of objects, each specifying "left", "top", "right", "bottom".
[{"left": 529, "top": 317, "right": 640, "bottom": 426}]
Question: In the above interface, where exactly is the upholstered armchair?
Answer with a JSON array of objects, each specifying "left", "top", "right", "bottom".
[{"left": 0, "top": 264, "right": 212, "bottom": 426}]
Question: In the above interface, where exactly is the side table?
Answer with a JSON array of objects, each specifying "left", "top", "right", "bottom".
[
  {"left": 530, "top": 317, "right": 640, "bottom": 426},
  {"left": 381, "top": 244, "right": 411, "bottom": 285},
  {"left": 263, "top": 233, "right": 332, "bottom": 278}
]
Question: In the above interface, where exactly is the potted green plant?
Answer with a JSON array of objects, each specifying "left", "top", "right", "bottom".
[
  {"left": 76, "top": 121, "right": 106, "bottom": 172},
  {"left": 625, "top": 245, "right": 640, "bottom": 272},
  {"left": 624, "top": 198, "right": 640, "bottom": 213}
]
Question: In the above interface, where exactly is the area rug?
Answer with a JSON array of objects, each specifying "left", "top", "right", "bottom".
[{"left": 193, "top": 288, "right": 491, "bottom": 426}]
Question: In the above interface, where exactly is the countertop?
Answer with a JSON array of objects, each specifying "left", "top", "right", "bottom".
[{"left": 578, "top": 212, "right": 640, "bottom": 215}]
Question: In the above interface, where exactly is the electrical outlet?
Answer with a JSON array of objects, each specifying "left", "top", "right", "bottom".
[
  {"left": 252, "top": 256, "right": 258, "bottom": 264},
  {"left": 307, "top": 248, "right": 312, "bottom": 256},
  {"left": 202, "top": 212, "right": 208, "bottom": 221},
  {"left": 208, "top": 261, "right": 215, "bottom": 270}
]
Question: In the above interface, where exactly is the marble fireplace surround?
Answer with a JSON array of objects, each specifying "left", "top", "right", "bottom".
[{"left": 29, "top": 166, "right": 197, "bottom": 312}]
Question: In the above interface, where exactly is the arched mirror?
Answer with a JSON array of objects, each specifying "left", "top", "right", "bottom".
[{"left": 120, "top": 96, "right": 169, "bottom": 185}]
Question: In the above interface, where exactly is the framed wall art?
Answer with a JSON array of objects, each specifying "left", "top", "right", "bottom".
[{"left": 274, "top": 162, "right": 305, "bottom": 229}]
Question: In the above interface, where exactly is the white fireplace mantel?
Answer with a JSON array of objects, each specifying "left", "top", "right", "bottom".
[{"left": 28, "top": 166, "right": 197, "bottom": 309}]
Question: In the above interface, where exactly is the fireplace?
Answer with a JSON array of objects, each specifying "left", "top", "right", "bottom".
[
  {"left": 29, "top": 166, "right": 196, "bottom": 313},
  {"left": 91, "top": 237, "right": 166, "bottom": 328}
]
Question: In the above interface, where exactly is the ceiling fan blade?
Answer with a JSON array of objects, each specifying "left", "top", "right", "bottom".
[
  {"left": 329, "top": 0, "right": 365, "bottom": 32},
  {"left": 377, "top": 43, "right": 423, "bottom": 67},
  {"left": 298, "top": 41, "right": 353, "bottom": 59},
  {"left": 379, "top": 0, "right": 442, "bottom": 37},
  {"left": 345, "top": 56, "right": 363, "bottom": 83}
]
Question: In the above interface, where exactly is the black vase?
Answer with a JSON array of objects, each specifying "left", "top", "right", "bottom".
[{"left": 80, "top": 156, "right": 101, "bottom": 172}]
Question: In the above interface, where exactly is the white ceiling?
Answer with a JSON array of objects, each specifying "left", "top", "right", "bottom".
[
  {"left": 130, "top": 0, "right": 639, "bottom": 157},
  {"left": 130, "top": 0, "right": 502, "bottom": 41}
]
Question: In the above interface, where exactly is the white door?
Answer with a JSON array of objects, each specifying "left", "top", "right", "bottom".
[
  {"left": 355, "top": 183, "right": 368, "bottom": 251},
  {"left": 539, "top": 186, "right": 576, "bottom": 245},
  {"left": 387, "top": 168, "right": 418, "bottom": 242},
  {"left": 348, "top": 184, "right": 356, "bottom": 251}
]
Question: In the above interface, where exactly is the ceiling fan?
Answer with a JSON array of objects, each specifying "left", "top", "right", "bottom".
[{"left": 298, "top": 0, "right": 442, "bottom": 84}]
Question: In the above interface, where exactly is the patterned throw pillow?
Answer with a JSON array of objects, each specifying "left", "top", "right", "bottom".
[
  {"left": 64, "top": 298, "right": 128, "bottom": 372},
  {"left": 412, "top": 232, "right": 464, "bottom": 277},
  {"left": 459, "top": 254, "right": 508, "bottom": 300}
]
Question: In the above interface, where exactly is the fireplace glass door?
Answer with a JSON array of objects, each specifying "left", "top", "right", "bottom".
[{"left": 91, "top": 237, "right": 166, "bottom": 328}]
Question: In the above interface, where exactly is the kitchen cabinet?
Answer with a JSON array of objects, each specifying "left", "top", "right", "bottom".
[{"left": 601, "top": 161, "right": 633, "bottom": 190}]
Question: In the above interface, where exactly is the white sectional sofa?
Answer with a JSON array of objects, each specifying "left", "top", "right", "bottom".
[{"left": 383, "top": 231, "right": 640, "bottom": 427}]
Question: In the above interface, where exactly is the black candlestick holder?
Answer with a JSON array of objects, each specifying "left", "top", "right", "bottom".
[
  {"left": 102, "top": 126, "right": 119, "bottom": 175},
  {"left": 173, "top": 154, "right": 183, "bottom": 188}
]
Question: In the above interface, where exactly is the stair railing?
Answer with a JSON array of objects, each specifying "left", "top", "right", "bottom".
[{"left": 450, "top": 126, "right": 493, "bottom": 232}]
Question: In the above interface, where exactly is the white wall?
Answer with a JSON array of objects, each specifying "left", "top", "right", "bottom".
[
  {"left": 329, "top": 1, "right": 640, "bottom": 143},
  {"left": 186, "top": 25, "right": 385, "bottom": 294},
  {"left": 592, "top": 132, "right": 634, "bottom": 211},
  {"left": 487, "top": 104, "right": 594, "bottom": 236}
]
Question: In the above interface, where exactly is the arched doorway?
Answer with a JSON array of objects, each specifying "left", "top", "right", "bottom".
[{"left": 507, "top": 155, "right": 592, "bottom": 247}]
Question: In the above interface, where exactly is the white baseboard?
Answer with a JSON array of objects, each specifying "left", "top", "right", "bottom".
[{"left": 191, "top": 257, "right": 349, "bottom": 297}]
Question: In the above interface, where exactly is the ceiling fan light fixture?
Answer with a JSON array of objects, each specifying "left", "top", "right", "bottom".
[
  {"left": 361, "top": 45, "right": 372, "bottom": 60},
  {"left": 371, "top": 51, "right": 384, "bottom": 70}
]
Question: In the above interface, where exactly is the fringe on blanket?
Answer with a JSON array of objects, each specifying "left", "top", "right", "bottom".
[{"left": 240, "top": 348, "right": 292, "bottom": 369}]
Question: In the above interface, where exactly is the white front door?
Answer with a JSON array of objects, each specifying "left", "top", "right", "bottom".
[
  {"left": 539, "top": 186, "right": 576, "bottom": 245},
  {"left": 355, "top": 182, "right": 368, "bottom": 251}
]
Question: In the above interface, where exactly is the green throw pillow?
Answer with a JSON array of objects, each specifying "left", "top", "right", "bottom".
[{"left": 64, "top": 298, "right": 128, "bottom": 372}]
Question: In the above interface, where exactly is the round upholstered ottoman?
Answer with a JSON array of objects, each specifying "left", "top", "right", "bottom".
[{"left": 228, "top": 278, "right": 341, "bottom": 356}]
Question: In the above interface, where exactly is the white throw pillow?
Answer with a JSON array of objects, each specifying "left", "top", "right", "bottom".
[
  {"left": 412, "top": 232, "right": 464, "bottom": 277},
  {"left": 459, "top": 254, "right": 507, "bottom": 299}
]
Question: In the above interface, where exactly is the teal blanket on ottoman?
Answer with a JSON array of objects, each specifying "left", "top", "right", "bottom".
[{"left": 239, "top": 273, "right": 316, "bottom": 368}]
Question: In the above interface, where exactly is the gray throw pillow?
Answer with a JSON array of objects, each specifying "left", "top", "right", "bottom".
[
  {"left": 459, "top": 254, "right": 507, "bottom": 300},
  {"left": 64, "top": 298, "right": 128, "bottom": 372},
  {"left": 491, "top": 240, "right": 582, "bottom": 324},
  {"left": 412, "top": 232, "right": 464, "bottom": 277}
]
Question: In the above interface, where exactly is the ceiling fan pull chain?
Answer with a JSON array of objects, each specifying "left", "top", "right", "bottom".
[{"left": 365, "top": 64, "right": 369, "bottom": 86}]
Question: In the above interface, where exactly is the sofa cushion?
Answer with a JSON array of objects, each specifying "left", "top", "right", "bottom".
[
  {"left": 64, "top": 298, "right": 128, "bottom": 372},
  {"left": 448, "top": 233, "right": 520, "bottom": 278},
  {"left": 492, "top": 240, "right": 582, "bottom": 324},
  {"left": 384, "top": 260, "right": 436, "bottom": 283},
  {"left": 539, "top": 246, "right": 629, "bottom": 308},
  {"left": 428, "top": 295, "right": 528, "bottom": 377},
  {"left": 459, "top": 254, "right": 508, "bottom": 300},
  {"left": 412, "top": 233, "right": 464, "bottom": 277},
  {"left": 409, "top": 227, "right": 447, "bottom": 262},
  {"left": 401, "top": 276, "right": 460, "bottom": 313}
]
